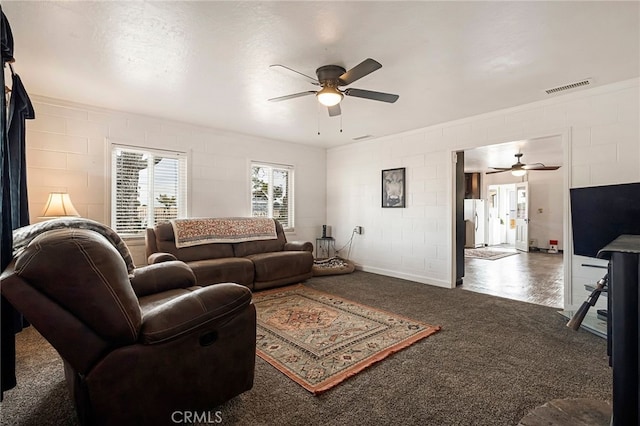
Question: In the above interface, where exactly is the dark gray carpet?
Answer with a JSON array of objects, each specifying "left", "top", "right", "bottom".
[{"left": 1, "top": 271, "right": 611, "bottom": 425}]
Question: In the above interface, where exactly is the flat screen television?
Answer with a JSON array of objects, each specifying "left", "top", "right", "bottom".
[{"left": 570, "top": 182, "right": 640, "bottom": 258}]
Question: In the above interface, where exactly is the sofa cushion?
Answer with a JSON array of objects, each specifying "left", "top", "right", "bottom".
[
  {"left": 247, "top": 251, "right": 313, "bottom": 283},
  {"left": 233, "top": 238, "right": 285, "bottom": 258},
  {"left": 232, "top": 219, "right": 287, "bottom": 257},
  {"left": 139, "top": 283, "right": 253, "bottom": 344},
  {"left": 187, "top": 258, "right": 255, "bottom": 288},
  {"left": 138, "top": 288, "right": 199, "bottom": 317}
]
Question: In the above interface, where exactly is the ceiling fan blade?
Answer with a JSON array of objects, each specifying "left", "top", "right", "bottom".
[
  {"left": 524, "top": 165, "right": 561, "bottom": 171},
  {"left": 344, "top": 88, "right": 399, "bottom": 103},
  {"left": 268, "top": 91, "right": 316, "bottom": 102},
  {"left": 338, "top": 58, "right": 382, "bottom": 86},
  {"left": 269, "top": 64, "right": 320, "bottom": 86},
  {"left": 523, "top": 163, "right": 561, "bottom": 171},
  {"left": 328, "top": 104, "right": 341, "bottom": 117},
  {"left": 485, "top": 169, "right": 510, "bottom": 174}
]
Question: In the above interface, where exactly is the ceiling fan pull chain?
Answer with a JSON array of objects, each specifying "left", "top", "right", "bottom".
[{"left": 340, "top": 114, "right": 343, "bottom": 133}]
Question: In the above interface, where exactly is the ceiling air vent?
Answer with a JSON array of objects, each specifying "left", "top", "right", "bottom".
[
  {"left": 352, "top": 134, "right": 373, "bottom": 141},
  {"left": 545, "top": 79, "right": 592, "bottom": 95}
]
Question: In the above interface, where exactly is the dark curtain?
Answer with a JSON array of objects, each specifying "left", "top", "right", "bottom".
[
  {"left": 1, "top": 6, "right": 14, "bottom": 269},
  {"left": 1, "top": 6, "right": 34, "bottom": 398},
  {"left": 8, "top": 74, "right": 34, "bottom": 225}
]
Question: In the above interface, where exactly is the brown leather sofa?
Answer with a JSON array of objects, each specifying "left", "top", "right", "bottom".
[
  {"left": 145, "top": 219, "right": 314, "bottom": 291},
  {"left": 1, "top": 228, "right": 256, "bottom": 425}
]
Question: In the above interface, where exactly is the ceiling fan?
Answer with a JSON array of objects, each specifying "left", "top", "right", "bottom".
[
  {"left": 487, "top": 153, "right": 561, "bottom": 176},
  {"left": 268, "top": 58, "right": 399, "bottom": 117}
]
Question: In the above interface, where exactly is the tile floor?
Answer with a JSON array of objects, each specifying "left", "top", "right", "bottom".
[{"left": 461, "top": 246, "right": 564, "bottom": 308}]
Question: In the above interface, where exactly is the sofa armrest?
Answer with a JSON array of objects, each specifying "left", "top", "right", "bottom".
[
  {"left": 147, "top": 252, "right": 178, "bottom": 264},
  {"left": 129, "top": 261, "right": 196, "bottom": 297},
  {"left": 284, "top": 241, "right": 313, "bottom": 252},
  {"left": 140, "top": 283, "right": 252, "bottom": 344}
]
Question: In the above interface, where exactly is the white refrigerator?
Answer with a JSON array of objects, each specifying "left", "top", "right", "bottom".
[{"left": 464, "top": 199, "right": 486, "bottom": 248}]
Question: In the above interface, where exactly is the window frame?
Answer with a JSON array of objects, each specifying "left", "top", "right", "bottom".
[
  {"left": 110, "top": 143, "right": 188, "bottom": 236},
  {"left": 250, "top": 161, "right": 295, "bottom": 232}
]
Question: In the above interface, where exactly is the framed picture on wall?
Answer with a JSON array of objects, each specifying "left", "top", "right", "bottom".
[{"left": 381, "top": 168, "right": 405, "bottom": 208}]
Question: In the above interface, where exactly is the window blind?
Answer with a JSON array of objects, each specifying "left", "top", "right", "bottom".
[
  {"left": 251, "top": 162, "right": 294, "bottom": 230},
  {"left": 111, "top": 145, "right": 187, "bottom": 235}
]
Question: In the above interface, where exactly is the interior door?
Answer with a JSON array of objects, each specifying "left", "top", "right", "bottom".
[
  {"left": 515, "top": 182, "right": 529, "bottom": 252},
  {"left": 487, "top": 187, "right": 499, "bottom": 245},
  {"left": 474, "top": 199, "right": 486, "bottom": 247}
]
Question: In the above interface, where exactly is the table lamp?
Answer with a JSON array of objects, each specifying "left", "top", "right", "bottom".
[{"left": 40, "top": 192, "right": 80, "bottom": 218}]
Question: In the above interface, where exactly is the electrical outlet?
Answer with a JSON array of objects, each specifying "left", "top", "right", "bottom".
[{"left": 355, "top": 226, "right": 363, "bottom": 235}]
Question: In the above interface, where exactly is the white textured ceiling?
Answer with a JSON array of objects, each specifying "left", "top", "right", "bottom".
[
  {"left": 463, "top": 136, "right": 563, "bottom": 173},
  {"left": 3, "top": 1, "right": 639, "bottom": 150}
]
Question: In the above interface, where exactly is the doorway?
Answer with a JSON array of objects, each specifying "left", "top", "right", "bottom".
[
  {"left": 487, "top": 183, "right": 516, "bottom": 247},
  {"left": 455, "top": 136, "right": 565, "bottom": 308}
]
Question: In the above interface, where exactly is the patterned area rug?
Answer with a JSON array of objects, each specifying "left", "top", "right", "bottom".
[
  {"left": 253, "top": 285, "right": 441, "bottom": 394},
  {"left": 465, "top": 247, "right": 519, "bottom": 260}
]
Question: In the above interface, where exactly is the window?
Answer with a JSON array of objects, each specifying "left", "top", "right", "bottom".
[
  {"left": 251, "top": 162, "right": 294, "bottom": 230},
  {"left": 111, "top": 144, "right": 187, "bottom": 235}
]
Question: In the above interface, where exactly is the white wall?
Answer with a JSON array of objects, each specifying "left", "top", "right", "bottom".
[
  {"left": 25, "top": 96, "right": 326, "bottom": 265},
  {"left": 327, "top": 139, "right": 452, "bottom": 287},
  {"left": 327, "top": 78, "right": 639, "bottom": 308}
]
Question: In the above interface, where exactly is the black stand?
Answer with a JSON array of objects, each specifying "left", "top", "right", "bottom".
[{"left": 597, "top": 235, "right": 640, "bottom": 426}]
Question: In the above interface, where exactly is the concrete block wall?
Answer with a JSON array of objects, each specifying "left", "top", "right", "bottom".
[
  {"left": 25, "top": 96, "right": 327, "bottom": 265},
  {"left": 327, "top": 135, "right": 451, "bottom": 287},
  {"left": 327, "top": 78, "right": 639, "bottom": 308}
]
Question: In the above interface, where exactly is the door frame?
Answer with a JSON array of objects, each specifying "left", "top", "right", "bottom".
[
  {"left": 450, "top": 128, "right": 573, "bottom": 308},
  {"left": 514, "top": 181, "right": 529, "bottom": 252}
]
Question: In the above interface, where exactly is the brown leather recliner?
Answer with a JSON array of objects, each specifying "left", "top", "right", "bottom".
[{"left": 0, "top": 228, "right": 256, "bottom": 425}]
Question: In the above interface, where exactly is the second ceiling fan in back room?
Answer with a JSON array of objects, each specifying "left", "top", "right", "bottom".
[
  {"left": 487, "top": 153, "right": 561, "bottom": 176},
  {"left": 268, "top": 58, "right": 399, "bottom": 117}
]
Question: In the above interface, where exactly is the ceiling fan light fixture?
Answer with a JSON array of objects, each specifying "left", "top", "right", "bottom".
[
  {"left": 511, "top": 169, "right": 527, "bottom": 177},
  {"left": 316, "top": 86, "right": 343, "bottom": 107}
]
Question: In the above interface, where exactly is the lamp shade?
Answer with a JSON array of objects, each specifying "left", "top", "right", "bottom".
[
  {"left": 41, "top": 192, "right": 80, "bottom": 217},
  {"left": 511, "top": 169, "right": 527, "bottom": 177},
  {"left": 316, "top": 86, "right": 343, "bottom": 107}
]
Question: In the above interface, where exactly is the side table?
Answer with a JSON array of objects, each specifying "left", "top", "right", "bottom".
[{"left": 315, "top": 237, "right": 335, "bottom": 259}]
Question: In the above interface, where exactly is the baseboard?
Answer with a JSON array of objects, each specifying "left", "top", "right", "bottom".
[{"left": 355, "top": 264, "right": 452, "bottom": 288}]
